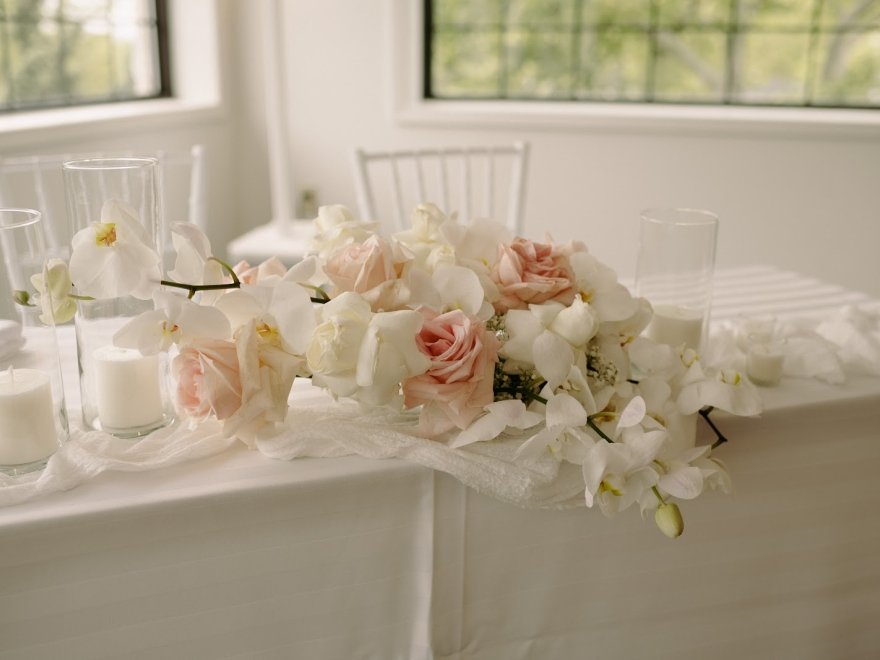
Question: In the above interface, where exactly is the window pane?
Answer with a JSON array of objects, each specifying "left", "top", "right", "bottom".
[
  {"left": 653, "top": 31, "right": 726, "bottom": 103},
  {"left": 737, "top": 0, "right": 815, "bottom": 28},
  {"left": 657, "top": 0, "right": 730, "bottom": 26},
  {"left": 425, "top": 0, "right": 880, "bottom": 108},
  {"left": 0, "top": 0, "right": 167, "bottom": 112},
  {"left": 821, "top": 0, "right": 880, "bottom": 26},
  {"left": 734, "top": 32, "right": 811, "bottom": 104},
  {"left": 505, "top": 30, "right": 573, "bottom": 97},
  {"left": 433, "top": 0, "right": 503, "bottom": 27},
  {"left": 507, "top": 0, "right": 574, "bottom": 26},
  {"left": 813, "top": 29, "right": 880, "bottom": 105},
  {"left": 431, "top": 30, "right": 501, "bottom": 97},
  {"left": 576, "top": 30, "right": 649, "bottom": 100},
  {"left": 581, "top": 0, "right": 650, "bottom": 28}
]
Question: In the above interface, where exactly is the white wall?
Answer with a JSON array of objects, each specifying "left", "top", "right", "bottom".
[{"left": 231, "top": 0, "right": 880, "bottom": 297}]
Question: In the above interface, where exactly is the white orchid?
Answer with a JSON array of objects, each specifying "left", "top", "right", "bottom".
[
  {"left": 407, "top": 264, "right": 493, "bottom": 319},
  {"left": 113, "top": 289, "right": 231, "bottom": 355},
  {"left": 582, "top": 427, "right": 666, "bottom": 516},
  {"left": 515, "top": 392, "right": 594, "bottom": 463},
  {"left": 568, "top": 251, "right": 639, "bottom": 322},
  {"left": 29, "top": 259, "right": 77, "bottom": 324},
  {"left": 501, "top": 302, "right": 575, "bottom": 390},
  {"left": 167, "top": 222, "right": 225, "bottom": 285},
  {"left": 214, "top": 281, "right": 316, "bottom": 356},
  {"left": 450, "top": 399, "right": 543, "bottom": 448},
  {"left": 68, "top": 199, "right": 161, "bottom": 300},
  {"left": 677, "top": 363, "right": 762, "bottom": 416}
]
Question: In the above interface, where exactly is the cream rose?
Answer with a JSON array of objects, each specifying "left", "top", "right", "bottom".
[
  {"left": 174, "top": 338, "right": 243, "bottom": 421},
  {"left": 491, "top": 238, "right": 576, "bottom": 313},
  {"left": 324, "top": 235, "right": 411, "bottom": 311}
]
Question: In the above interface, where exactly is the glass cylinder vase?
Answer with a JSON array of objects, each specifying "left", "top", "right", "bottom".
[
  {"left": 63, "top": 158, "right": 174, "bottom": 437},
  {"left": 0, "top": 209, "right": 69, "bottom": 474},
  {"left": 635, "top": 208, "right": 719, "bottom": 354}
]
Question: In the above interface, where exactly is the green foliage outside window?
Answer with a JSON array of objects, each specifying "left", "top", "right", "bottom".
[
  {"left": 0, "top": 0, "right": 166, "bottom": 112},
  {"left": 427, "top": 0, "right": 880, "bottom": 108}
]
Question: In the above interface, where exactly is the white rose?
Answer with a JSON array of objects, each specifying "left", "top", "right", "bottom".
[
  {"left": 307, "top": 291, "right": 430, "bottom": 407},
  {"left": 311, "top": 205, "right": 376, "bottom": 258}
]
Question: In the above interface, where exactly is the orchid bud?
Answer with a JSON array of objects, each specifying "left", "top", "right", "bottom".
[{"left": 654, "top": 502, "right": 684, "bottom": 538}]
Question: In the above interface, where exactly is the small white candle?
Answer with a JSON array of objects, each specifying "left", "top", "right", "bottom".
[
  {"left": 647, "top": 304, "right": 704, "bottom": 351},
  {"left": 94, "top": 346, "right": 164, "bottom": 430},
  {"left": 747, "top": 343, "right": 784, "bottom": 386},
  {"left": 0, "top": 368, "right": 58, "bottom": 465}
]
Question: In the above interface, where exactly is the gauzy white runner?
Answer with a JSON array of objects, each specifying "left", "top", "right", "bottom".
[
  {"left": 0, "top": 418, "right": 236, "bottom": 507},
  {"left": 260, "top": 396, "right": 586, "bottom": 510}
]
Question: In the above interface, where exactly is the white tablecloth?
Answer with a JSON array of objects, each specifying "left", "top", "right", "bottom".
[{"left": 1, "top": 267, "right": 879, "bottom": 660}]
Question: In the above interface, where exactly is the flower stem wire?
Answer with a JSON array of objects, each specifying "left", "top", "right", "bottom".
[{"left": 699, "top": 406, "right": 729, "bottom": 449}]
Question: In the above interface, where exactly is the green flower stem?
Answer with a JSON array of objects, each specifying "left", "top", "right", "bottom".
[
  {"left": 699, "top": 406, "right": 729, "bottom": 450},
  {"left": 299, "top": 283, "right": 331, "bottom": 302},
  {"left": 586, "top": 416, "right": 614, "bottom": 444},
  {"left": 69, "top": 294, "right": 95, "bottom": 301},
  {"left": 651, "top": 485, "right": 666, "bottom": 505},
  {"left": 159, "top": 279, "right": 240, "bottom": 299},
  {"left": 207, "top": 256, "right": 240, "bottom": 286}
]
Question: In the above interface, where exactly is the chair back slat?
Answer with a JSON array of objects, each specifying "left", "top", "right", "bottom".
[
  {"left": 389, "top": 155, "right": 406, "bottom": 232},
  {"left": 413, "top": 151, "right": 426, "bottom": 203},
  {"left": 461, "top": 149, "right": 472, "bottom": 223},
  {"left": 350, "top": 141, "right": 529, "bottom": 235}
]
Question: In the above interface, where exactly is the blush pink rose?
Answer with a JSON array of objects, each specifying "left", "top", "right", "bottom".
[
  {"left": 233, "top": 256, "right": 287, "bottom": 285},
  {"left": 403, "top": 309, "right": 500, "bottom": 437},
  {"left": 174, "top": 338, "right": 243, "bottom": 421},
  {"left": 491, "top": 238, "right": 576, "bottom": 313},
  {"left": 324, "top": 235, "right": 410, "bottom": 311}
]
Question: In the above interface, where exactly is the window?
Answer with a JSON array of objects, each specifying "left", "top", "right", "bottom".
[
  {"left": 426, "top": 0, "right": 880, "bottom": 109},
  {"left": 0, "top": 0, "right": 169, "bottom": 112}
]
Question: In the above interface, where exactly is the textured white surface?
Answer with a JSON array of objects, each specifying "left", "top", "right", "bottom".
[{"left": 0, "top": 267, "right": 879, "bottom": 659}]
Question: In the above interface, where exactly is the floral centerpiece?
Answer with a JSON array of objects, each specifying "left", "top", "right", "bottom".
[{"left": 20, "top": 202, "right": 761, "bottom": 537}]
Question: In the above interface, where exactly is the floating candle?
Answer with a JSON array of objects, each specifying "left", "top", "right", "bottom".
[
  {"left": 0, "top": 368, "right": 58, "bottom": 466},
  {"left": 747, "top": 343, "right": 784, "bottom": 386},
  {"left": 93, "top": 346, "right": 164, "bottom": 430},
  {"left": 647, "top": 304, "right": 704, "bottom": 351}
]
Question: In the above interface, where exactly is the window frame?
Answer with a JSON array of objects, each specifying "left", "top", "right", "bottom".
[
  {"left": 0, "top": 0, "right": 173, "bottom": 114},
  {"left": 0, "top": 0, "right": 224, "bottom": 150},
  {"left": 392, "top": 0, "right": 880, "bottom": 138}
]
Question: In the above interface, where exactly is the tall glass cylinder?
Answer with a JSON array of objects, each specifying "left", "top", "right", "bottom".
[
  {"left": 635, "top": 208, "right": 719, "bottom": 353},
  {"left": 0, "top": 209, "right": 68, "bottom": 474},
  {"left": 63, "top": 158, "right": 174, "bottom": 437}
]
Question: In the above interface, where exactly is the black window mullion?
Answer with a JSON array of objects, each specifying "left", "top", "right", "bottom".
[
  {"left": 644, "top": 0, "right": 659, "bottom": 101},
  {"left": 0, "top": 0, "right": 15, "bottom": 107},
  {"left": 722, "top": 0, "right": 738, "bottom": 103},
  {"left": 803, "top": 0, "right": 826, "bottom": 105},
  {"left": 569, "top": 0, "right": 584, "bottom": 99}
]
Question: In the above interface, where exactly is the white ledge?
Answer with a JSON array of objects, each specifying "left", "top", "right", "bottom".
[
  {"left": 395, "top": 99, "right": 880, "bottom": 139},
  {"left": 0, "top": 98, "right": 226, "bottom": 151}
]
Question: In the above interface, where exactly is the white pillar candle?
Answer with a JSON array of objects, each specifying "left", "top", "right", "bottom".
[
  {"left": 747, "top": 343, "right": 784, "bottom": 386},
  {"left": 93, "top": 346, "right": 164, "bottom": 430},
  {"left": 647, "top": 304, "right": 704, "bottom": 351},
  {"left": 0, "top": 368, "right": 58, "bottom": 465}
]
